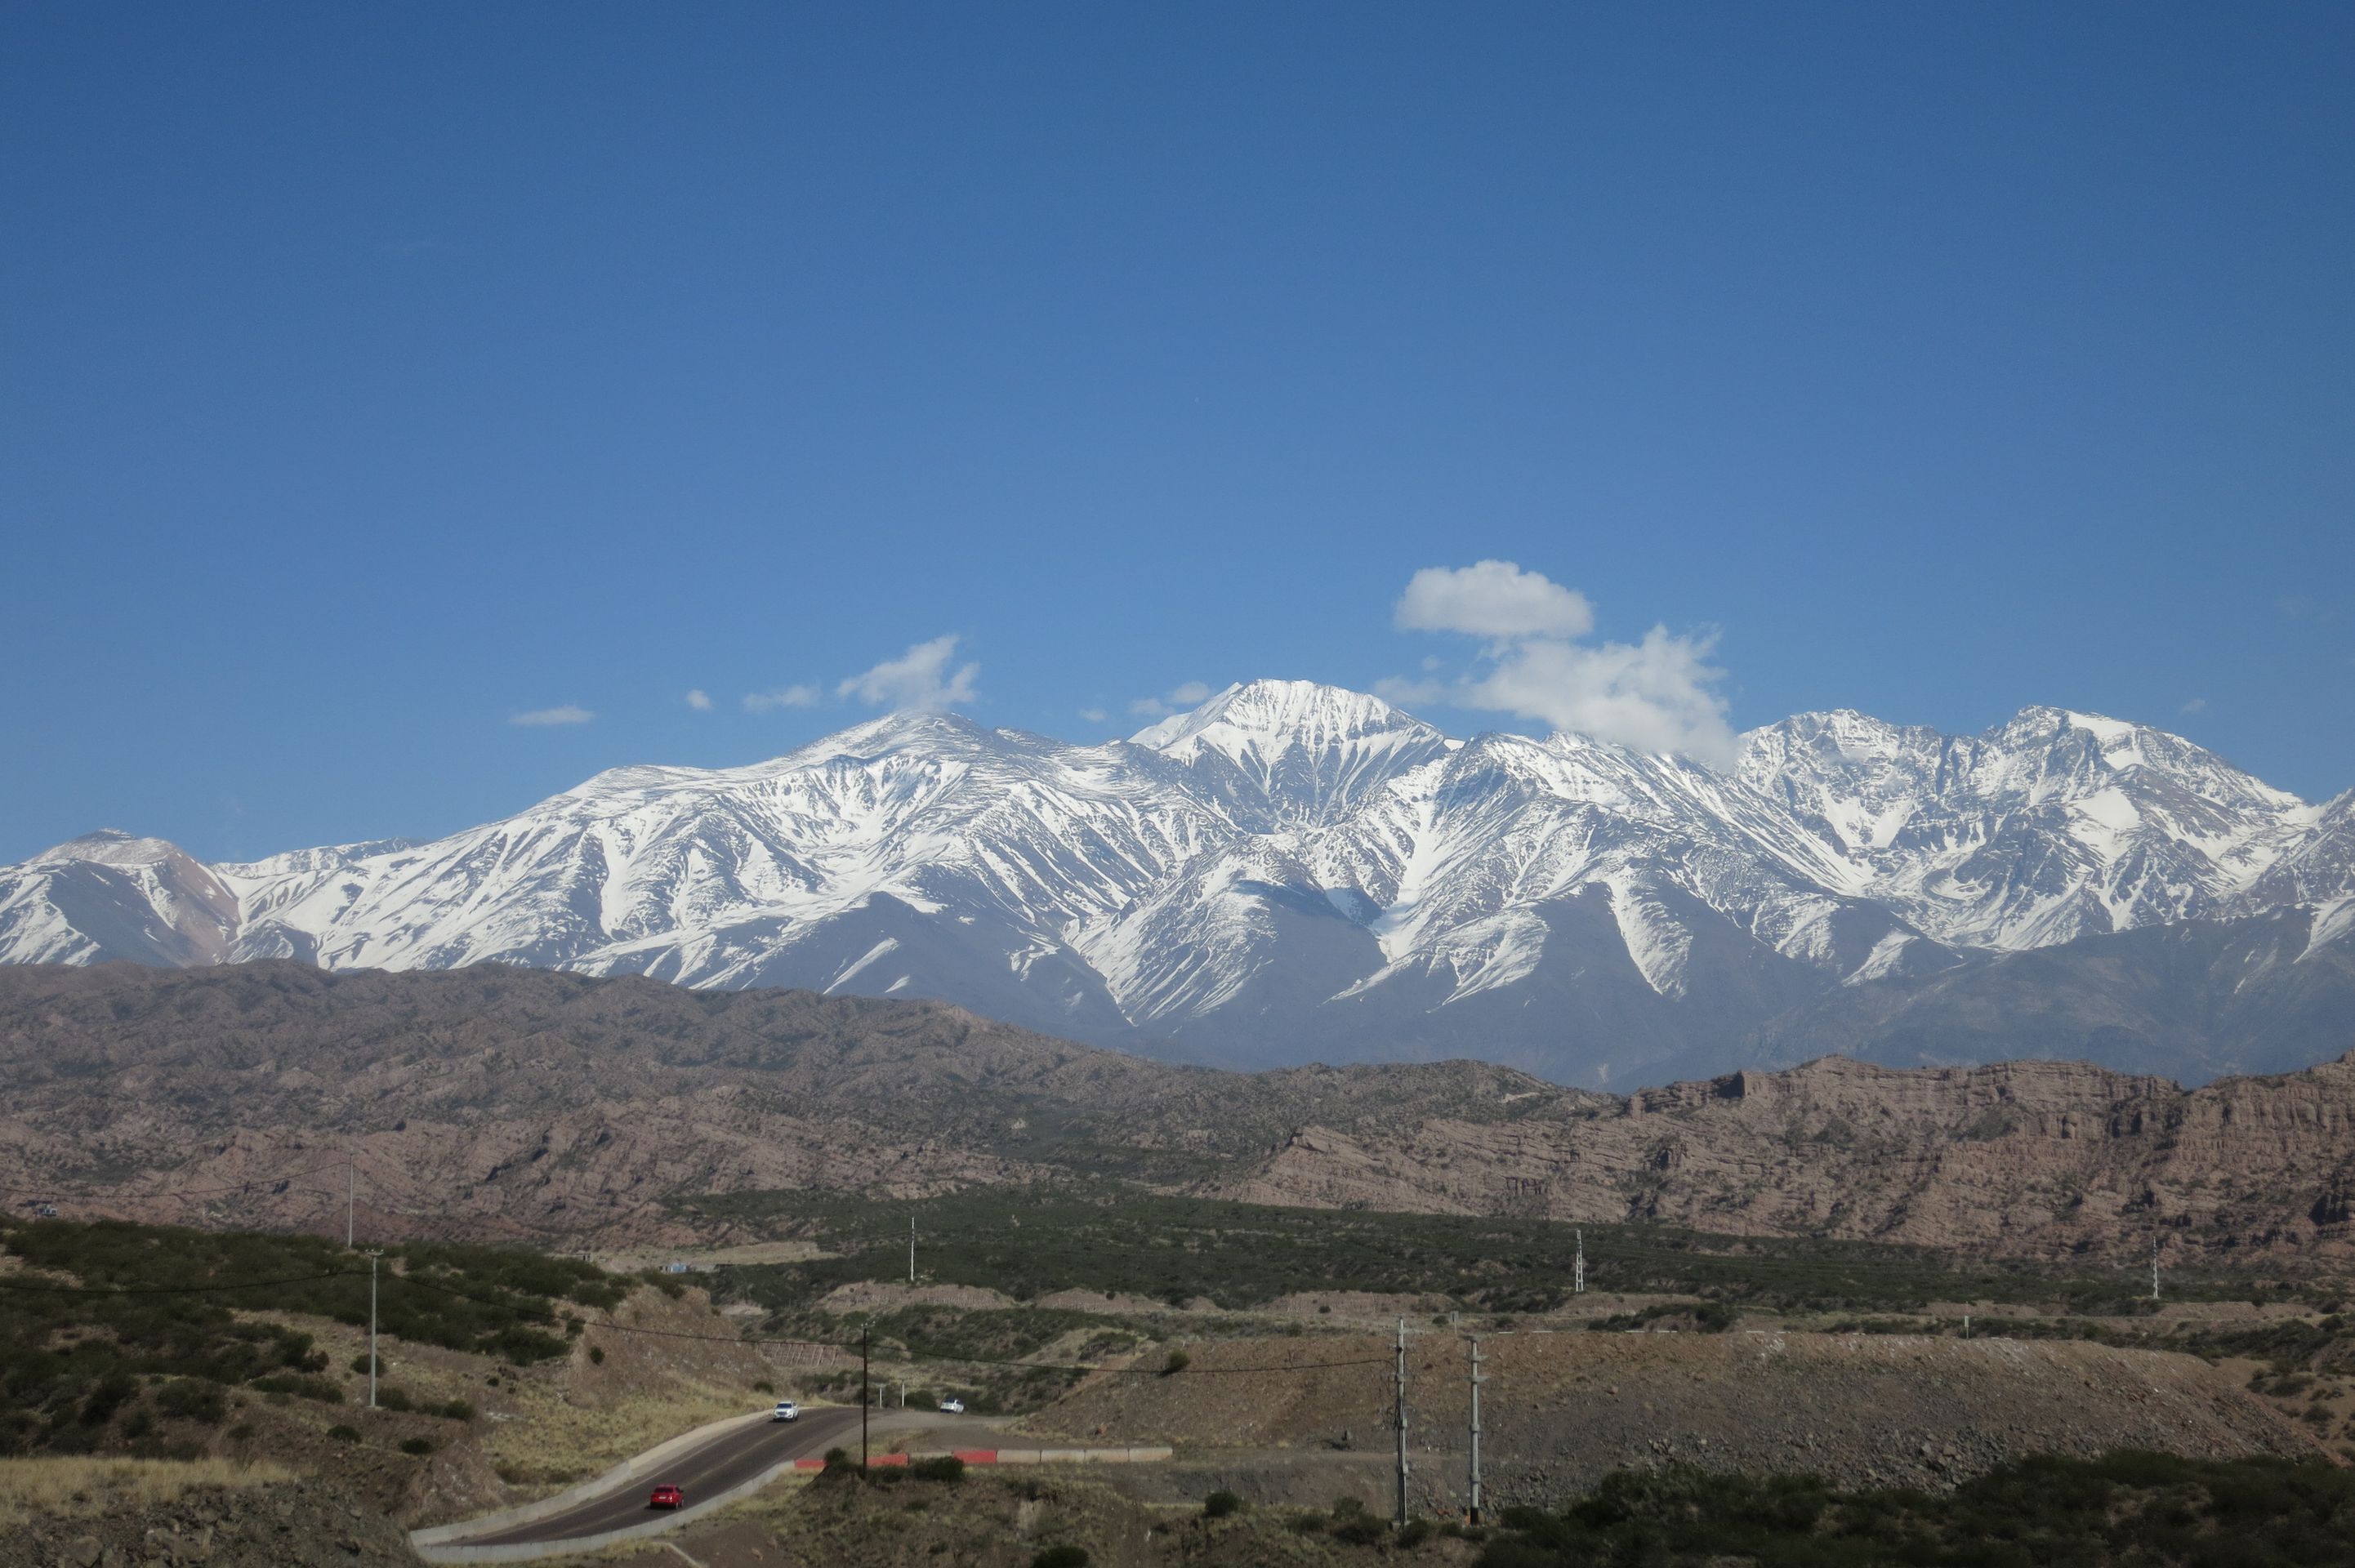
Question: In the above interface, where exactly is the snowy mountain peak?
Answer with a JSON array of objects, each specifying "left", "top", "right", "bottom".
[
  {"left": 33, "top": 829, "right": 192, "bottom": 869},
  {"left": 1130, "top": 679, "right": 1435, "bottom": 752},
  {"left": 813, "top": 707, "right": 992, "bottom": 755},
  {"left": 1, "top": 685, "right": 2347, "bottom": 1089},
  {"left": 1130, "top": 679, "right": 1455, "bottom": 830},
  {"left": 0, "top": 831, "right": 239, "bottom": 969}
]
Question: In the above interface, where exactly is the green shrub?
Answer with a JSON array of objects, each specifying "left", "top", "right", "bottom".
[
  {"left": 1029, "top": 1548, "right": 1089, "bottom": 1568},
  {"left": 910, "top": 1455, "right": 966, "bottom": 1483},
  {"left": 439, "top": 1399, "right": 477, "bottom": 1423},
  {"left": 752, "top": 1379, "right": 774, "bottom": 1394},
  {"left": 155, "top": 1379, "right": 227, "bottom": 1425},
  {"left": 587, "top": 1345, "right": 605, "bottom": 1365},
  {"left": 488, "top": 1325, "right": 570, "bottom": 1364},
  {"left": 1474, "top": 1453, "right": 2355, "bottom": 1566},
  {"left": 374, "top": 1387, "right": 414, "bottom": 1414},
  {"left": 1160, "top": 1350, "right": 1189, "bottom": 1376},
  {"left": 0, "top": 1215, "right": 624, "bottom": 1456},
  {"left": 327, "top": 1425, "right": 360, "bottom": 1443},
  {"left": 248, "top": 1374, "right": 342, "bottom": 1404},
  {"left": 399, "top": 1437, "right": 435, "bottom": 1456},
  {"left": 1203, "top": 1490, "right": 1242, "bottom": 1518}
]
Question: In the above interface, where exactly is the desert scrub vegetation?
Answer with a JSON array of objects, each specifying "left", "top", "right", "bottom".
[
  {"left": 0, "top": 1456, "right": 292, "bottom": 1526},
  {"left": 862, "top": 1303, "right": 1129, "bottom": 1363},
  {"left": 1586, "top": 1299, "right": 1737, "bottom": 1334},
  {"left": 0, "top": 1216, "right": 620, "bottom": 1455},
  {"left": 1475, "top": 1451, "right": 2355, "bottom": 1567},
  {"left": 702, "top": 1186, "right": 2248, "bottom": 1319}
]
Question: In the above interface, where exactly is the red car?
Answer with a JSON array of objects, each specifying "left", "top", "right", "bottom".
[{"left": 648, "top": 1485, "right": 685, "bottom": 1510}]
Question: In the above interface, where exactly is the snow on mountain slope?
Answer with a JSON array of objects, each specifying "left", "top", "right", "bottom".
[
  {"left": 1737, "top": 707, "right": 2328, "bottom": 950},
  {"left": 1129, "top": 679, "right": 1457, "bottom": 831},
  {"left": 0, "top": 831, "right": 240, "bottom": 968},
  {"left": 211, "top": 710, "right": 1236, "bottom": 1042},
  {"left": 2, "top": 681, "right": 2348, "bottom": 1085}
]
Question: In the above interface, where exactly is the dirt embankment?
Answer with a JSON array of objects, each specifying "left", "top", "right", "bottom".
[
  {"left": 1032, "top": 1328, "right": 2329, "bottom": 1512},
  {"left": 0, "top": 1477, "right": 418, "bottom": 1568}
]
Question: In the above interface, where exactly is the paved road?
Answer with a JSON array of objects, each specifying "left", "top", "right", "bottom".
[{"left": 462, "top": 1406, "right": 866, "bottom": 1546}]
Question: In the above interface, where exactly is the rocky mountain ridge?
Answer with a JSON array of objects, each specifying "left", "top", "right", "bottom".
[
  {"left": 4, "top": 962, "right": 2353, "bottom": 1263},
  {"left": 3, "top": 681, "right": 2349, "bottom": 1085}
]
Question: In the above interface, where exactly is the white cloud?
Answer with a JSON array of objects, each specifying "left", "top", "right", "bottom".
[
  {"left": 511, "top": 705, "right": 594, "bottom": 727},
  {"left": 837, "top": 635, "right": 979, "bottom": 712},
  {"left": 685, "top": 688, "right": 713, "bottom": 711},
  {"left": 1127, "top": 679, "right": 1215, "bottom": 719},
  {"left": 2179, "top": 697, "right": 2208, "bottom": 715},
  {"left": 1458, "top": 626, "right": 1734, "bottom": 761},
  {"left": 1372, "top": 675, "right": 1447, "bottom": 708},
  {"left": 743, "top": 684, "right": 820, "bottom": 714},
  {"left": 1396, "top": 560, "right": 1595, "bottom": 641},
  {"left": 1387, "top": 564, "right": 1736, "bottom": 764},
  {"left": 1078, "top": 707, "right": 1108, "bottom": 724}
]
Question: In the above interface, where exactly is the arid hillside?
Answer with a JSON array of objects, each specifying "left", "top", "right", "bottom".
[
  {"left": 0, "top": 961, "right": 1593, "bottom": 1245},
  {"left": 1222, "top": 1052, "right": 2355, "bottom": 1260},
  {"left": 1031, "top": 1328, "right": 2326, "bottom": 1508},
  {"left": 5, "top": 961, "right": 2355, "bottom": 1260}
]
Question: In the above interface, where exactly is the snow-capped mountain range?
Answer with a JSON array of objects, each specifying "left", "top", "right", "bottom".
[{"left": 5, "top": 680, "right": 2351, "bottom": 1085}]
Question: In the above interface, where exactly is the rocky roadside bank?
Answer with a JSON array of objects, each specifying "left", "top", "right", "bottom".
[{"left": 2, "top": 1479, "right": 418, "bottom": 1568}]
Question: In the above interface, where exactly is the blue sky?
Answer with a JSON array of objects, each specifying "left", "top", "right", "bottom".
[{"left": 4, "top": 2, "right": 2351, "bottom": 865}]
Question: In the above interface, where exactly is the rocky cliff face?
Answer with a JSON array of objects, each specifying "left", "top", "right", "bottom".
[{"left": 1225, "top": 1051, "right": 2355, "bottom": 1261}]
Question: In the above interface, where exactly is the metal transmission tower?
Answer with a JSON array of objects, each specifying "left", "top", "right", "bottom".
[
  {"left": 2151, "top": 1232, "right": 2161, "bottom": 1302},
  {"left": 909, "top": 1214, "right": 917, "bottom": 1285},
  {"left": 860, "top": 1324, "right": 872, "bottom": 1472},
  {"left": 1393, "top": 1317, "right": 1411, "bottom": 1528},
  {"left": 346, "top": 1156, "right": 356, "bottom": 1249},
  {"left": 1574, "top": 1229, "right": 1586, "bottom": 1294},
  {"left": 1466, "top": 1336, "right": 1485, "bottom": 1526}
]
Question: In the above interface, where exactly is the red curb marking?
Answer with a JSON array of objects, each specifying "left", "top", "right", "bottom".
[{"left": 952, "top": 1449, "right": 999, "bottom": 1464}]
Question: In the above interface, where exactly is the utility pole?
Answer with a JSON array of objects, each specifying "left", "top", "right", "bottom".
[
  {"left": 1467, "top": 1336, "right": 1484, "bottom": 1527},
  {"left": 909, "top": 1214, "right": 916, "bottom": 1285},
  {"left": 1393, "top": 1317, "right": 1410, "bottom": 1528},
  {"left": 1574, "top": 1229, "right": 1586, "bottom": 1294},
  {"left": 365, "top": 1250, "right": 382, "bottom": 1409},
  {"left": 346, "top": 1156, "right": 356, "bottom": 1250},
  {"left": 2152, "top": 1232, "right": 2161, "bottom": 1302},
  {"left": 860, "top": 1325, "right": 871, "bottom": 1475}
]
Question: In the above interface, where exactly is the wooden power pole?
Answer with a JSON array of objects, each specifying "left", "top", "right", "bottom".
[
  {"left": 1393, "top": 1317, "right": 1410, "bottom": 1527},
  {"left": 1467, "top": 1335, "right": 1484, "bottom": 1526}
]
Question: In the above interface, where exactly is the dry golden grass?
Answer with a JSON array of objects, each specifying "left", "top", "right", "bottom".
[
  {"left": 481, "top": 1384, "right": 762, "bottom": 1491},
  {"left": 0, "top": 1456, "right": 294, "bottom": 1526}
]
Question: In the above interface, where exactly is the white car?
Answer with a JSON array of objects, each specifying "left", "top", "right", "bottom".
[
  {"left": 770, "top": 1401, "right": 800, "bottom": 1423},
  {"left": 937, "top": 1397, "right": 965, "bottom": 1414}
]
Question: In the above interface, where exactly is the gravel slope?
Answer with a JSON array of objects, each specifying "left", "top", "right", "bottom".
[{"left": 1029, "top": 1328, "right": 2327, "bottom": 1511}]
